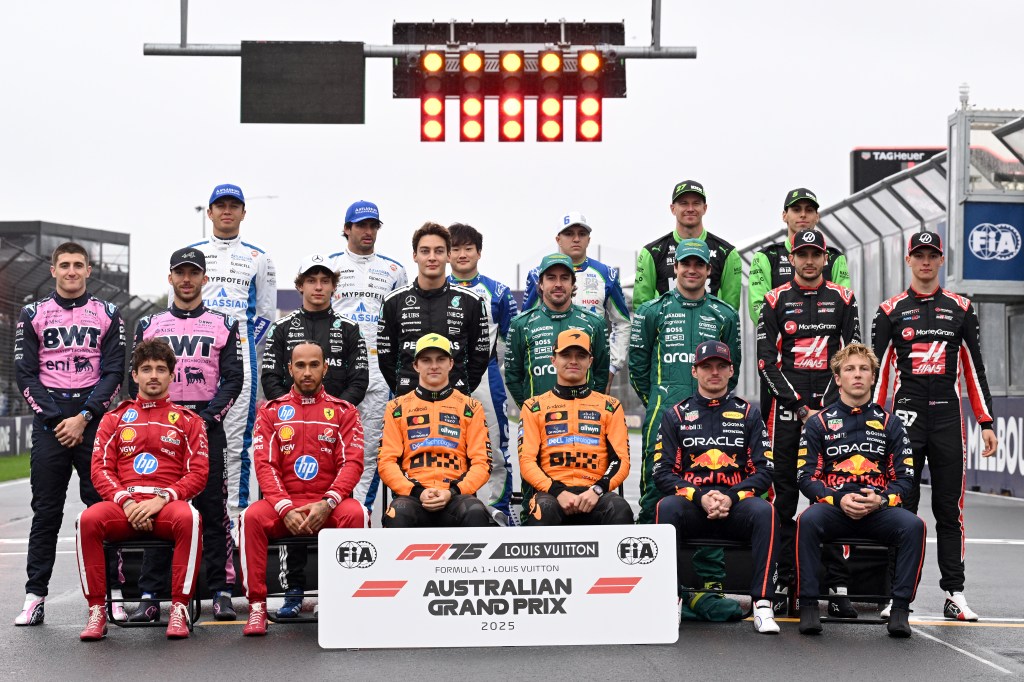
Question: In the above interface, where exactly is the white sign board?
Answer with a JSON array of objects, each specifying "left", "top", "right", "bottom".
[{"left": 318, "top": 524, "right": 678, "bottom": 648}]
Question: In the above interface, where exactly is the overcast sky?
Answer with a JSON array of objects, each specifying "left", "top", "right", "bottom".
[{"left": 2, "top": 0, "right": 1022, "bottom": 297}]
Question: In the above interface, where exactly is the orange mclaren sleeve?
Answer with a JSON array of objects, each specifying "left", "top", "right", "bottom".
[
  {"left": 377, "top": 398, "right": 415, "bottom": 497},
  {"left": 452, "top": 399, "right": 492, "bottom": 496},
  {"left": 518, "top": 399, "right": 560, "bottom": 494},
  {"left": 602, "top": 400, "right": 631, "bottom": 492}
]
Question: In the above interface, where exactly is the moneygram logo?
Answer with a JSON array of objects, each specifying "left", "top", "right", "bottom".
[
  {"left": 910, "top": 341, "right": 946, "bottom": 374},
  {"left": 336, "top": 541, "right": 377, "bottom": 568},
  {"left": 617, "top": 537, "right": 658, "bottom": 565}
]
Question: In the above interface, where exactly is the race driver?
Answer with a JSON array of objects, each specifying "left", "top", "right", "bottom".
[
  {"left": 629, "top": 239, "right": 740, "bottom": 524},
  {"left": 871, "top": 231, "right": 998, "bottom": 621},
  {"left": 377, "top": 334, "right": 492, "bottom": 528},
  {"left": 129, "top": 247, "right": 243, "bottom": 623},
  {"left": 183, "top": 183, "right": 277, "bottom": 526},
  {"left": 518, "top": 330, "right": 633, "bottom": 526},
  {"left": 377, "top": 222, "right": 490, "bottom": 397},
  {"left": 505, "top": 254, "right": 610, "bottom": 407},
  {"left": 76, "top": 339, "right": 208, "bottom": 641},
  {"left": 634, "top": 180, "right": 743, "bottom": 312},
  {"left": 653, "top": 340, "right": 779, "bottom": 634},
  {"left": 796, "top": 343, "right": 924, "bottom": 638},
  {"left": 522, "top": 212, "right": 631, "bottom": 377},
  {"left": 755, "top": 228, "right": 860, "bottom": 615},
  {"left": 14, "top": 241, "right": 126, "bottom": 626},
  {"left": 241, "top": 341, "right": 367, "bottom": 636},
  {"left": 448, "top": 223, "right": 519, "bottom": 525},
  {"left": 328, "top": 199, "right": 408, "bottom": 511},
  {"left": 747, "top": 188, "right": 851, "bottom": 323}
]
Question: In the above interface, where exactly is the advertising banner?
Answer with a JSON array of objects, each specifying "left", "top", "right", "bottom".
[
  {"left": 318, "top": 525, "right": 678, "bottom": 649},
  {"left": 961, "top": 202, "right": 1024, "bottom": 282},
  {"left": 965, "top": 396, "right": 1024, "bottom": 496}
]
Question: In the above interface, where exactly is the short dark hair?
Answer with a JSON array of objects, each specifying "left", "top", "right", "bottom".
[
  {"left": 293, "top": 267, "right": 340, "bottom": 290},
  {"left": 51, "top": 242, "right": 90, "bottom": 266},
  {"left": 288, "top": 340, "right": 324, "bottom": 363},
  {"left": 448, "top": 223, "right": 483, "bottom": 251},
  {"left": 132, "top": 339, "right": 177, "bottom": 373},
  {"left": 412, "top": 222, "right": 451, "bottom": 252}
]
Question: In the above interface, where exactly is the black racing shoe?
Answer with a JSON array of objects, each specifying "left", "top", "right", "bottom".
[
  {"left": 887, "top": 607, "right": 912, "bottom": 638},
  {"left": 213, "top": 592, "right": 236, "bottom": 621},
  {"left": 128, "top": 595, "right": 160, "bottom": 623},
  {"left": 799, "top": 605, "right": 823, "bottom": 635},
  {"left": 827, "top": 588, "right": 859, "bottom": 619}
]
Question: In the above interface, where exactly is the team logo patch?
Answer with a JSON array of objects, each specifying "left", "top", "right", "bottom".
[
  {"left": 438, "top": 425, "right": 461, "bottom": 439},
  {"left": 168, "top": 412, "right": 180, "bottom": 424},
  {"left": 294, "top": 455, "right": 319, "bottom": 481},
  {"left": 545, "top": 411, "right": 567, "bottom": 422},
  {"left": 132, "top": 453, "right": 159, "bottom": 475},
  {"left": 684, "top": 411, "right": 699, "bottom": 422},
  {"left": 578, "top": 410, "right": 600, "bottom": 421},
  {"left": 865, "top": 419, "right": 884, "bottom": 430},
  {"left": 324, "top": 408, "right": 335, "bottom": 420},
  {"left": 407, "top": 415, "right": 429, "bottom": 426},
  {"left": 784, "top": 320, "right": 798, "bottom": 334},
  {"left": 121, "top": 427, "right": 137, "bottom": 442},
  {"left": 278, "top": 405, "right": 296, "bottom": 421},
  {"left": 579, "top": 423, "right": 601, "bottom": 435},
  {"left": 279, "top": 425, "right": 295, "bottom": 441},
  {"left": 439, "top": 412, "right": 460, "bottom": 425},
  {"left": 545, "top": 423, "right": 569, "bottom": 436},
  {"left": 828, "top": 419, "right": 843, "bottom": 431},
  {"left": 903, "top": 457, "right": 914, "bottom": 465},
  {"left": 122, "top": 409, "right": 139, "bottom": 423},
  {"left": 722, "top": 411, "right": 744, "bottom": 419},
  {"left": 902, "top": 327, "right": 915, "bottom": 341},
  {"left": 409, "top": 437, "right": 459, "bottom": 452},
  {"left": 407, "top": 427, "right": 431, "bottom": 439}
]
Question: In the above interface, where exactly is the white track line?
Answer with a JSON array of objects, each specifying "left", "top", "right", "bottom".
[{"left": 912, "top": 626, "right": 1014, "bottom": 675}]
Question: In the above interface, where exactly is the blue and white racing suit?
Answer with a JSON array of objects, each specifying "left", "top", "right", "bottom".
[
  {"left": 449, "top": 272, "right": 518, "bottom": 522},
  {"left": 524, "top": 256, "right": 630, "bottom": 374},
  {"left": 329, "top": 249, "right": 408, "bottom": 511},
  {"left": 184, "top": 234, "right": 276, "bottom": 520}
]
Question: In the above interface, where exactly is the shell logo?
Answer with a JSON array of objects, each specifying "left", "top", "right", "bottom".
[
  {"left": 279, "top": 425, "right": 295, "bottom": 441},
  {"left": 121, "top": 427, "right": 137, "bottom": 442}
]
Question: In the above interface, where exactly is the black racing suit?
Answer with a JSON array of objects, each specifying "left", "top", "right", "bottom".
[
  {"left": 796, "top": 400, "right": 924, "bottom": 610},
  {"left": 871, "top": 287, "right": 994, "bottom": 593},
  {"left": 756, "top": 280, "right": 860, "bottom": 585},
  {"left": 377, "top": 278, "right": 490, "bottom": 396},
  {"left": 652, "top": 392, "right": 777, "bottom": 601}
]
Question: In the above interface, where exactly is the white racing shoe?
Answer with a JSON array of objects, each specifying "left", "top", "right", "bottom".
[
  {"left": 943, "top": 591, "right": 979, "bottom": 621},
  {"left": 109, "top": 589, "right": 127, "bottom": 622},
  {"left": 753, "top": 600, "right": 780, "bottom": 634},
  {"left": 14, "top": 594, "right": 44, "bottom": 626},
  {"left": 880, "top": 600, "right": 893, "bottom": 620}
]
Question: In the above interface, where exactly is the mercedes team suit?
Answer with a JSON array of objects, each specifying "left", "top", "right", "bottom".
[
  {"left": 633, "top": 228, "right": 744, "bottom": 312},
  {"left": 522, "top": 257, "right": 631, "bottom": 374},
  {"left": 747, "top": 237, "right": 850, "bottom": 323},
  {"left": 377, "top": 278, "right": 490, "bottom": 396},
  {"left": 796, "top": 400, "right": 925, "bottom": 611},
  {"left": 77, "top": 396, "right": 208, "bottom": 610},
  {"left": 449, "top": 273, "right": 519, "bottom": 522},
  {"left": 15, "top": 291, "right": 126, "bottom": 603},
  {"left": 504, "top": 304, "right": 610, "bottom": 408},
  {"left": 756, "top": 279, "right": 859, "bottom": 586},
  {"left": 131, "top": 305, "right": 243, "bottom": 598},
  {"left": 653, "top": 393, "right": 778, "bottom": 604},
  {"left": 328, "top": 248, "right": 407, "bottom": 510},
  {"left": 871, "top": 287, "right": 993, "bottom": 593},
  {"left": 628, "top": 289, "right": 740, "bottom": 523},
  {"left": 240, "top": 387, "right": 367, "bottom": 603},
  {"left": 185, "top": 234, "right": 276, "bottom": 518}
]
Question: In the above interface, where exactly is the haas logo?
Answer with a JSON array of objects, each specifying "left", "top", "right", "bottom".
[
  {"left": 184, "top": 367, "right": 206, "bottom": 384},
  {"left": 792, "top": 337, "right": 828, "bottom": 370},
  {"left": 73, "top": 355, "right": 92, "bottom": 373},
  {"left": 910, "top": 341, "right": 946, "bottom": 374}
]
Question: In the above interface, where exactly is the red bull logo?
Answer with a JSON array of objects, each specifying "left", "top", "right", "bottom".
[
  {"left": 832, "top": 454, "right": 880, "bottom": 476},
  {"left": 690, "top": 449, "right": 738, "bottom": 470}
]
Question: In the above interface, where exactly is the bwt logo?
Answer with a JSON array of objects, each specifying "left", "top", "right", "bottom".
[
  {"left": 395, "top": 543, "right": 486, "bottom": 560},
  {"left": 132, "top": 453, "right": 159, "bottom": 475},
  {"left": 293, "top": 455, "right": 318, "bottom": 480},
  {"left": 336, "top": 541, "right": 377, "bottom": 568},
  {"left": 617, "top": 537, "right": 658, "bottom": 565}
]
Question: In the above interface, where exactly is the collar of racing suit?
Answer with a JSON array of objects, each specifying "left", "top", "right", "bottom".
[
  {"left": 413, "top": 277, "right": 450, "bottom": 298},
  {"left": 287, "top": 385, "right": 328, "bottom": 404},
  {"left": 342, "top": 250, "right": 378, "bottom": 264},
  {"left": 538, "top": 302, "right": 574, "bottom": 319},
  {"left": 131, "top": 395, "right": 173, "bottom": 410},
  {"left": 169, "top": 303, "right": 208, "bottom": 319},
  {"left": 53, "top": 291, "right": 91, "bottom": 309},
  {"left": 909, "top": 285, "right": 941, "bottom": 300},
  {"left": 668, "top": 288, "right": 708, "bottom": 308},
  {"left": 450, "top": 274, "right": 481, "bottom": 286},
  {"left": 300, "top": 306, "right": 333, "bottom": 320},
  {"left": 414, "top": 384, "right": 454, "bottom": 402},
  {"left": 834, "top": 398, "right": 872, "bottom": 415},
  {"left": 552, "top": 383, "right": 592, "bottom": 400},
  {"left": 692, "top": 390, "right": 730, "bottom": 408},
  {"left": 209, "top": 233, "right": 241, "bottom": 249}
]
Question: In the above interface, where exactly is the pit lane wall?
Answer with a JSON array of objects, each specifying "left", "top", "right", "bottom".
[
  {"left": 965, "top": 396, "right": 1024, "bottom": 497},
  {"left": 0, "top": 416, "right": 32, "bottom": 456}
]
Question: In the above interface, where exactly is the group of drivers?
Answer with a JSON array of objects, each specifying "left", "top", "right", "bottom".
[{"left": 14, "top": 180, "right": 998, "bottom": 642}]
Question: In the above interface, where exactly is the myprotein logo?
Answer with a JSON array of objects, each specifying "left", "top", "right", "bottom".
[{"left": 910, "top": 341, "right": 946, "bottom": 374}]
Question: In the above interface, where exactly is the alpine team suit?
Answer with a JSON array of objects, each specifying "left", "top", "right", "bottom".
[
  {"left": 15, "top": 292, "right": 125, "bottom": 598},
  {"left": 756, "top": 279, "right": 859, "bottom": 583},
  {"left": 132, "top": 305, "right": 243, "bottom": 595},
  {"left": 523, "top": 257, "right": 631, "bottom": 374},
  {"left": 185, "top": 234, "right": 277, "bottom": 516},
  {"left": 240, "top": 387, "right": 367, "bottom": 602},
  {"left": 76, "top": 396, "right": 208, "bottom": 608},
  {"left": 328, "top": 249, "right": 407, "bottom": 509},
  {"left": 747, "top": 237, "right": 850, "bottom": 323},
  {"left": 261, "top": 307, "right": 369, "bottom": 404},
  {"left": 628, "top": 289, "right": 740, "bottom": 523},
  {"left": 796, "top": 400, "right": 925, "bottom": 610},
  {"left": 504, "top": 304, "right": 610, "bottom": 408},
  {"left": 377, "top": 279, "right": 490, "bottom": 396},
  {"left": 377, "top": 385, "right": 492, "bottom": 528},
  {"left": 449, "top": 273, "right": 518, "bottom": 521},
  {"left": 518, "top": 383, "right": 633, "bottom": 525},
  {"left": 634, "top": 228, "right": 743, "bottom": 312},
  {"left": 653, "top": 393, "right": 777, "bottom": 602},
  {"left": 871, "top": 287, "right": 993, "bottom": 592}
]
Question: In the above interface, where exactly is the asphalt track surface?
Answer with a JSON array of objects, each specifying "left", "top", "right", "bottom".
[{"left": 3, "top": 433, "right": 1024, "bottom": 680}]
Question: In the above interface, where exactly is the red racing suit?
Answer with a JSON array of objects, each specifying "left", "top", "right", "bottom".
[{"left": 76, "top": 396, "right": 209, "bottom": 607}]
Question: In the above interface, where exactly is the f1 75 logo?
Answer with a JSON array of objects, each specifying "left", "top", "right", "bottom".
[
  {"left": 910, "top": 341, "right": 946, "bottom": 374},
  {"left": 395, "top": 543, "right": 486, "bottom": 560}
]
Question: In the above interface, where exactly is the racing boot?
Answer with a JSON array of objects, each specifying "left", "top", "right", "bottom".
[
  {"left": 14, "top": 594, "right": 44, "bottom": 626},
  {"left": 165, "top": 602, "right": 191, "bottom": 639},
  {"left": 753, "top": 600, "right": 780, "bottom": 634},
  {"left": 129, "top": 593, "right": 160, "bottom": 622},
  {"left": 943, "top": 591, "right": 979, "bottom": 621},
  {"left": 827, "top": 586, "right": 859, "bottom": 619},
  {"left": 771, "top": 584, "right": 790, "bottom": 617},
  {"left": 887, "top": 607, "right": 912, "bottom": 638},
  {"left": 798, "top": 602, "right": 823, "bottom": 635},
  {"left": 109, "top": 589, "right": 127, "bottom": 622},
  {"left": 244, "top": 601, "right": 268, "bottom": 636},
  {"left": 213, "top": 591, "right": 237, "bottom": 621},
  {"left": 80, "top": 605, "right": 108, "bottom": 641},
  {"left": 880, "top": 599, "right": 893, "bottom": 619},
  {"left": 276, "top": 588, "right": 304, "bottom": 619}
]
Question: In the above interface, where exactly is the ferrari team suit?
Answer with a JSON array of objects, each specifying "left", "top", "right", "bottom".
[
  {"left": 517, "top": 383, "right": 633, "bottom": 526},
  {"left": 377, "top": 385, "right": 492, "bottom": 528}
]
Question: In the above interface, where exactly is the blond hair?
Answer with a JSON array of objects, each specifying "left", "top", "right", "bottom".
[{"left": 830, "top": 342, "right": 879, "bottom": 376}]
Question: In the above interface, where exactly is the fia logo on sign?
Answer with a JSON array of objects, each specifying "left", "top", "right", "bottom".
[
  {"left": 617, "top": 537, "right": 658, "bottom": 565},
  {"left": 336, "top": 541, "right": 377, "bottom": 568}
]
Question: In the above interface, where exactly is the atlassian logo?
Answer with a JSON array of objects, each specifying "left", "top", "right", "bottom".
[
  {"left": 133, "top": 453, "right": 159, "bottom": 475},
  {"left": 122, "top": 409, "right": 139, "bottom": 423},
  {"left": 294, "top": 455, "right": 319, "bottom": 480},
  {"left": 278, "top": 405, "right": 296, "bottom": 420},
  {"left": 968, "top": 223, "right": 1021, "bottom": 261}
]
